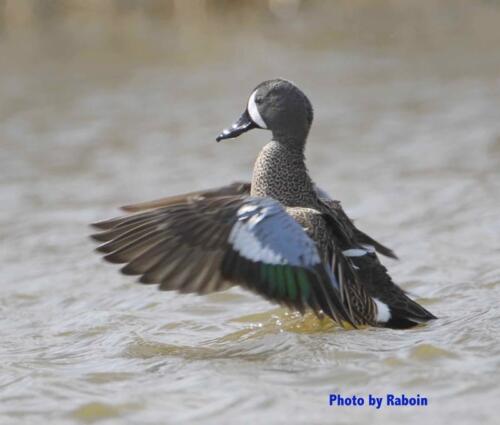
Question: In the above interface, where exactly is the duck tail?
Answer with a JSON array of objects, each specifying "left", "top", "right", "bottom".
[{"left": 379, "top": 296, "right": 437, "bottom": 329}]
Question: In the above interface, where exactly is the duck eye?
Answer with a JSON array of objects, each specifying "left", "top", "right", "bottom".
[{"left": 255, "top": 97, "right": 263, "bottom": 105}]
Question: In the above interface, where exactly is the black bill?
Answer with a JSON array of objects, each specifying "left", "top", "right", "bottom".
[{"left": 216, "top": 110, "right": 257, "bottom": 142}]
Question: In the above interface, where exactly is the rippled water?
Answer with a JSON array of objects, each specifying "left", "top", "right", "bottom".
[{"left": 1, "top": 4, "right": 500, "bottom": 424}]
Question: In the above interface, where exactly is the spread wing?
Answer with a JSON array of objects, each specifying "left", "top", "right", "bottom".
[
  {"left": 321, "top": 202, "right": 436, "bottom": 328},
  {"left": 315, "top": 185, "right": 398, "bottom": 259},
  {"left": 120, "top": 182, "right": 250, "bottom": 212},
  {"left": 91, "top": 196, "right": 354, "bottom": 327},
  {"left": 120, "top": 180, "right": 397, "bottom": 259}
]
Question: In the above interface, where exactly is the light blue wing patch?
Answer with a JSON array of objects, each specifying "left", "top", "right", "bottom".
[{"left": 228, "top": 198, "right": 322, "bottom": 268}]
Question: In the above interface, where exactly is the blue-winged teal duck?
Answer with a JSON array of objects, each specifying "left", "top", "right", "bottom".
[{"left": 92, "top": 79, "right": 436, "bottom": 329}]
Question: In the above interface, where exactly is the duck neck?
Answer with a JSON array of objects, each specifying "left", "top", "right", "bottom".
[{"left": 250, "top": 139, "right": 316, "bottom": 207}]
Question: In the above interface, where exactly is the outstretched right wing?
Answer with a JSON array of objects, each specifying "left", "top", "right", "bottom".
[{"left": 315, "top": 187, "right": 398, "bottom": 260}]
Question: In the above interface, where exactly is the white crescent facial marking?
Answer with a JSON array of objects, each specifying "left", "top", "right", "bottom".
[
  {"left": 373, "top": 298, "right": 391, "bottom": 322},
  {"left": 247, "top": 90, "right": 267, "bottom": 129}
]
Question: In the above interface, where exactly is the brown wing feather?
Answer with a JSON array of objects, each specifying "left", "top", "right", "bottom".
[
  {"left": 318, "top": 197, "right": 398, "bottom": 259},
  {"left": 120, "top": 182, "right": 250, "bottom": 212},
  {"left": 91, "top": 195, "right": 355, "bottom": 327},
  {"left": 319, "top": 199, "right": 435, "bottom": 328}
]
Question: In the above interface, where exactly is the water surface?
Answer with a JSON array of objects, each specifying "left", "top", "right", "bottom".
[{"left": 1, "top": 3, "right": 500, "bottom": 424}]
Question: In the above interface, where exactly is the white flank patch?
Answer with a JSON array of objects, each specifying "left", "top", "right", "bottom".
[
  {"left": 373, "top": 298, "right": 391, "bottom": 322},
  {"left": 361, "top": 244, "right": 375, "bottom": 253},
  {"left": 342, "top": 248, "right": 368, "bottom": 257},
  {"left": 228, "top": 222, "right": 283, "bottom": 264},
  {"left": 247, "top": 90, "right": 267, "bottom": 129}
]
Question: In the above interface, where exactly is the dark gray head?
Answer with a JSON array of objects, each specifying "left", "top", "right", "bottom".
[{"left": 216, "top": 79, "right": 314, "bottom": 146}]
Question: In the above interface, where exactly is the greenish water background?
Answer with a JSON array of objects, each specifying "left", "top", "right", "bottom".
[{"left": 1, "top": 1, "right": 499, "bottom": 424}]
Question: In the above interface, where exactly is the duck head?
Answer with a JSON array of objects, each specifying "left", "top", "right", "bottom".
[{"left": 216, "top": 79, "right": 314, "bottom": 144}]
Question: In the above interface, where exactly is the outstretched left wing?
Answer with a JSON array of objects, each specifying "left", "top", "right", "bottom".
[
  {"left": 91, "top": 196, "right": 354, "bottom": 327},
  {"left": 120, "top": 182, "right": 250, "bottom": 212}
]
